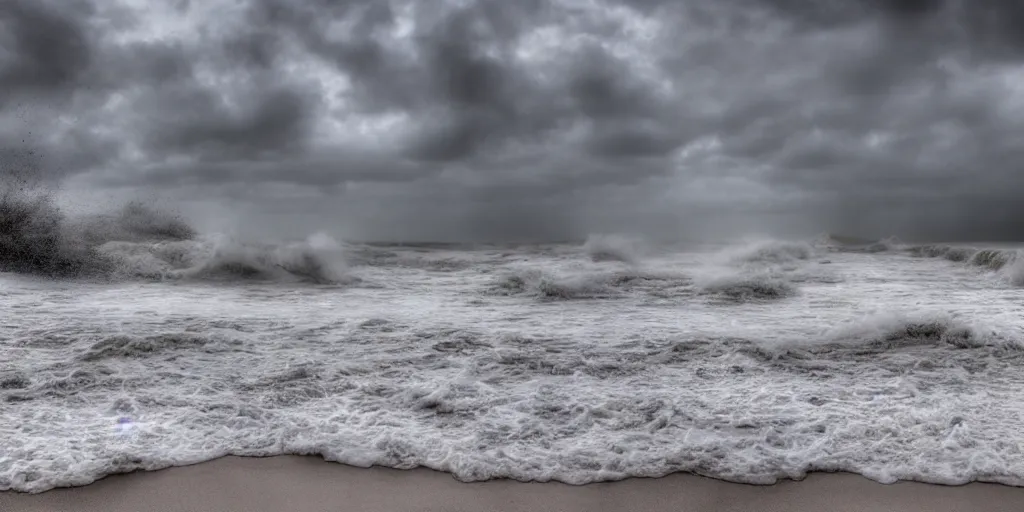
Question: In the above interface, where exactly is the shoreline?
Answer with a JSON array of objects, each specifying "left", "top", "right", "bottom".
[{"left": 3, "top": 456, "right": 1024, "bottom": 512}]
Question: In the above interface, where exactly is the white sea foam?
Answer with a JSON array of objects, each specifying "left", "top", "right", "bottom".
[{"left": 3, "top": 240, "right": 1024, "bottom": 493}]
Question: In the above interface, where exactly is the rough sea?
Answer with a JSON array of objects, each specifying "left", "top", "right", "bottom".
[{"left": 3, "top": 203, "right": 1024, "bottom": 493}]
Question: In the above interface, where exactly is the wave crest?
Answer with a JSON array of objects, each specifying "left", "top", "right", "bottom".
[
  {"left": 822, "top": 311, "right": 1015, "bottom": 351},
  {"left": 728, "top": 240, "right": 814, "bottom": 265},
  {"left": 907, "top": 244, "right": 1023, "bottom": 287},
  {"left": 491, "top": 269, "right": 615, "bottom": 300},
  {"left": 698, "top": 272, "right": 798, "bottom": 302},
  {"left": 99, "top": 233, "right": 352, "bottom": 284}
]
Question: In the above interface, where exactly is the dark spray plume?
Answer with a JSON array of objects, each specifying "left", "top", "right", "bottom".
[
  {"left": 0, "top": 172, "right": 195, "bottom": 278},
  {"left": 1, "top": 168, "right": 350, "bottom": 284},
  {"left": 0, "top": 188, "right": 106, "bottom": 277}
]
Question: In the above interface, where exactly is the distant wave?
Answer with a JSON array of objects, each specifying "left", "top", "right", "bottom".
[
  {"left": 581, "top": 233, "right": 641, "bottom": 264},
  {"left": 490, "top": 267, "right": 692, "bottom": 300},
  {"left": 490, "top": 269, "right": 617, "bottom": 300},
  {"left": 907, "top": 244, "right": 1023, "bottom": 286},
  {"left": 697, "top": 272, "right": 798, "bottom": 302},
  {"left": 806, "top": 235, "right": 1024, "bottom": 287},
  {"left": 692, "top": 239, "right": 825, "bottom": 302},
  {"left": 344, "top": 245, "right": 478, "bottom": 272},
  {"left": 726, "top": 239, "right": 815, "bottom": 265},
  {"left": 813, "top": 233, "right": 901, "bottom": 253}
]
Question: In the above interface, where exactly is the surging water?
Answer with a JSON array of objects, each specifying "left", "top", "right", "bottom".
[{"left": 2, "top": 236, "right": 1024, "bottom": 493}]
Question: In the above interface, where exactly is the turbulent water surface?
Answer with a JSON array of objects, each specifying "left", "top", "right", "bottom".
[{"left": 3, "top": 231, "right": 1024, "bottom": 493}]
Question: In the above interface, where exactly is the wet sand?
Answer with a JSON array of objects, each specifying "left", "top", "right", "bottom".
[{"left": 3, "top": 456, "right": 1023, "bottom": 512}]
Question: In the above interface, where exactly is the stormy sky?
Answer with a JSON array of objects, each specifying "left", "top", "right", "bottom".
[{"left": 2, "top": 0, "right": 1023, "bottom": 242}]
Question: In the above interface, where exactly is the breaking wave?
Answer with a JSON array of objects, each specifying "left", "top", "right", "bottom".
[
  {"left": 817, "top": 311, "right": 1021, "bottom": 353},
  {"left": 99, "top": 233, "right": 352, "bottom": 284},
  {"left": 6, "top": 225, "right": 1024, "bottom": 492},
  {"left": 740, "top": 311, "right": 1024, "bottom": 366},
  {"left": 908, "top": 244, "right": 1023, "bottom": 286},
  {"left": 0, "top": 186, "right": 351, "bottom": 284}
]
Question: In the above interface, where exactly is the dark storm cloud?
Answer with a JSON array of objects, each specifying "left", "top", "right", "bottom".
[
  {"left": 3, "top": 0, "right": 1024, "bottom": 241},
  {"left": 141, "top": 87, "right": 315, "bottom": 159},
  {"left": 756, "top": 0, "right": 1024, "bottom": 56},
  {"left": 237, "top": 0, "right": 682, "bottom": 164},
  {"left": 0, "top": 0, "right": 95, "bottom": 100}
]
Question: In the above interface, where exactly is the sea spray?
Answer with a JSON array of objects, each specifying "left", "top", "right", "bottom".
[
  {"left": 1001, "top": 255, "right": 1024, "bottom": 287},
  {"left": 0, "top": 189, "right": 115, "bottom": 277},
  {"left": 0, "top": 184, "right": 352, "bottom": 284},
  {"left": 582, "top": 234, "right": 642, "bottom": 264}
]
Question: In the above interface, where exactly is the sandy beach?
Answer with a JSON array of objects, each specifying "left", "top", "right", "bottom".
[{"left": 1, "top": 456, "right": 1022, "bottom": 512}]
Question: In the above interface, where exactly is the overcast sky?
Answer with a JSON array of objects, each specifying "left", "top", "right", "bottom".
[{"left": 2, "top": 0, "right": 1023, "bottom": 242}]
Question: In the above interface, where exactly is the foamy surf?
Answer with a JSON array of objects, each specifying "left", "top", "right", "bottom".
[
  {"left": 97, "top": 232, "right": 352, "bottom": 284},
  {"left": 4, "top": 207, "right": 1024, "bottom": 492}
]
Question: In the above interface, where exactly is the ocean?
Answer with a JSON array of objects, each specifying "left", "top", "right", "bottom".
[{"left": 3, "top": 210, "right": 1024, "bottom": 493}]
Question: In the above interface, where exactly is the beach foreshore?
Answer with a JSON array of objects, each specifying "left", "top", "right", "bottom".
[{"left": 2, "top": 456, "right": 1022, "bottom": 512}]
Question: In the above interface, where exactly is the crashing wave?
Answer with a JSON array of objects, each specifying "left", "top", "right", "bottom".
[
  {"left": 0, "top": 184, "right": 351, "bottom": 284},
  {"left": 98, "top": 233, "right": 352, "bottom": 284},
  {"left": 907, "top": 244, "right": 1023, "bottom": 286},
  {"left": 817, "top": 311, "right": 1020, "bottom": 352}
]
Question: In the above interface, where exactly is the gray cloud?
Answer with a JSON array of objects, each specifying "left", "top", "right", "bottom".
[
  {"left": 0, "top": 0, "right": 94, "bottom": 98},
  {"left": 3, "top": 0, "right": 1024, "bottom": 242}
]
